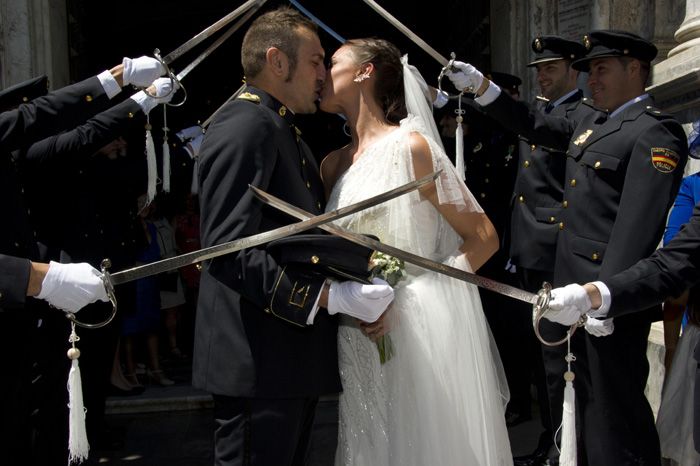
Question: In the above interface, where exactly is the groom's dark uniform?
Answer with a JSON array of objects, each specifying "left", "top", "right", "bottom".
[{"left": 194, "top": 87, "right": 341, "bottom": 465}]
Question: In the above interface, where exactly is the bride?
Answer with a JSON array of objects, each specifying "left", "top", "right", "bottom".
[{"left": 319, "top": 38, "right": 514, "bottom": 466}]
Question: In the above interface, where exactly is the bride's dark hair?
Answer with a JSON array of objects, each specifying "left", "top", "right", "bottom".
[{"left": 345, "top": 38, "right": 407, "bottom": 124}]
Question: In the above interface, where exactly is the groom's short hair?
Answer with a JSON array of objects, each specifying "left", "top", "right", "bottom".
[{"left": 241, "top": 7, "right": 318, "bottom": 80}]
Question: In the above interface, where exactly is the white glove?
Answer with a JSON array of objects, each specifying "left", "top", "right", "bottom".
[
  {"left": 327, "top": 278, "right": 394, "bottom": 323},
  {"left": 36, "top": 261, "right": 108, "bottom": 312},
  {"left": 443, "top": 250, "right": 473, "bottom": 273},
  {"left": 446, "top": 61, "right": 485, "bottom": 93},
  {"left": 584, "top": 315, "right": 614, "bottom": 337},
  {"left": 544, "top": 283, "right": 592, "bottom": 326},
  {"left": 122, "top": 56, "right": 165, "bottom": 87},
  {"left": 130, "top": 77, "right": 179, "bottom": 114},
  {"left": 176, "top": 125, "right": 204, "bottom": 142},
  {"left": 184, "top": 133, "right": 204, "bottom": 158}
]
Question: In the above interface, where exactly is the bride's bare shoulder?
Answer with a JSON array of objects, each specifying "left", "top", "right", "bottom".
[{"left": 320, "top": 144, "right": 352, "bottom": 189}]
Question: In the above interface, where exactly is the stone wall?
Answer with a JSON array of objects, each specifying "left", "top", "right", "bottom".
[{"left": 0, "top": 0, "right": 69, "bottom": 91}]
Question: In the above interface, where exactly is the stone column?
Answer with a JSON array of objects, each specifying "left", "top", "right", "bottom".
[
  {"left": 0, "top": 0, "right": 69, "bottom": 91},
  {"left": 649, "top": 0, "right": 700, "bottom": 123}
]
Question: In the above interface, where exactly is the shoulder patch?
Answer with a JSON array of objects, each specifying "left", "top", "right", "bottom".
[
  {"left": 651, "top": 147, "right": 680, "bottom": 173},
  {"left": 237, "top": 92, "right": 261, "bottom": 104}
]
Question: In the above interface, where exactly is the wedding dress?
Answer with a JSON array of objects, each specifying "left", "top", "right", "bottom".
[{"left": 327, "top": 115, "right": 514, "bottom": 466}]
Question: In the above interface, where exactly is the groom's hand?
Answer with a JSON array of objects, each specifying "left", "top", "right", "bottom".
[{"left": 327, "top": 278, "right": 394, "bottom": 323}]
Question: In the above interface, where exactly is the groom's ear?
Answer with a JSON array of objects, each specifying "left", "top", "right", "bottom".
[{"left": 266, "top": 47, "right": 290, "bottom": 78}]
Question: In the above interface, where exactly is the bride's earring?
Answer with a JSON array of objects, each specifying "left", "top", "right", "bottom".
[{"left": 353, "top": 72, "right": 370, "bottom": 83}]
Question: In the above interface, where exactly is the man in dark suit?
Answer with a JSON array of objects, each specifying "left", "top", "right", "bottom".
[
  {"left": 194, "top": 8, "right": 394, "bottom": 466},
  {"left": 0, "top": 55, "right": 166, "bottom": 464},
  {"left": 448, "top": 30, "right": 688, "bottom": 465},
  {"left": 545, "top": 200, "right": 700, "bottom": 455},
  {"left": 510, "top": 35, "right": 590, "bottom": 466}
]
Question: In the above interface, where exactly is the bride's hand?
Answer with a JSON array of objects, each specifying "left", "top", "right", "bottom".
[{"left": 359, "top": 305, "right": 395, "bottom": 341}]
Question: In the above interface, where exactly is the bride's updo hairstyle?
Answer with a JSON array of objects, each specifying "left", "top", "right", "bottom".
[{"left": 345, "top": 38, "right": 407, "bottom": 124}]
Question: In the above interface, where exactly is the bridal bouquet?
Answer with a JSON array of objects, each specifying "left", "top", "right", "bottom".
[{"left": 369, "top": 252, "right": 407, "bottom": 364}]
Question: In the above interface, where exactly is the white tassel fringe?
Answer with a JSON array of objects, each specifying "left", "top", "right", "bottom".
[
  {"left": 145, "top": 125, "right": 158, "bottom": 204},
  {"left": 455, "top": 116, "right": 465, "bottom": 180},
  {"left": 67, "top": 325, "right": 89, "bottom": 464},
  {"left": 560, "top": 372, "right": 577, "bottom": 466}
]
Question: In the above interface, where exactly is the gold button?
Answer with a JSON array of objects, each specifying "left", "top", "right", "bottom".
[
  {"left": 594, "top": 161, "right": 601, "bottom": 169},
  {"left": 549, "top": 216, "right": 555, "bottom": 223},
  {"left": 128, "top": 112, "right": 134, "bottom": 119},
  {"left": 530, "top": 144, "right": 536, "bottom": 151},
  {"left": 311, "top": 256, "right": 320, "bottom": 264},
  {"left": 518, "top": 195, "right": 525, "bottom": 203},
  {"left": 317, "top": 201, "right": 322, "bottom": 209},
  {"left": 306, "top": 181, "right": 311, "bottom": 189},
  {"left": 570, "top": 179, "right": 577, "bottom": 187},
  {"left": 302, "top": 158, "right": 306, "bottom": 166},
  {"left": 480, "top": 193, "right": 486, "bottom": 199},
  {"left": 264, "top": 308, "right": 271, "bottom": 314},
  {"left": 196, "top": 263, "right": 203, "bottom": 271},
  {"left": 559, "top": 222, "right": 564, "bottom": 230},
  {"left": 562, "top": 200, "right": 568, "bottom": 208},
  {"left": 85, "top": 94, "right": 93, "bottom": 102},
  {"left": 592, "top": 252, "right": 599, "bottom": 261},
  {"left": 278, "top": 106, "right": 287, "bottom": 116},
  {"left": 524, "top": 160, "right": 530, "bottom": 168}
]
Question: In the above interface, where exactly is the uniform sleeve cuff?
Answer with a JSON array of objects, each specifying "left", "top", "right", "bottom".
[
  {"left": 587, "top": 281, "right": 611, "bottom": 318},
  {"left": 475, "top": 81, "right": 501, "bottom": 106},
  {"left": 98, "top": 70, "right": 122, "bottom": 99},
  {"left": 306, "top": 279, "right": 329, "bottom": 325},
  {"left": 433, "top": 90, "right": 449, "bottom": 109}
]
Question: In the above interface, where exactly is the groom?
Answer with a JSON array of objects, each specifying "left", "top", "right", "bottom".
[{"left": 194, "top": 7, "right": 394, "bottom": 466}]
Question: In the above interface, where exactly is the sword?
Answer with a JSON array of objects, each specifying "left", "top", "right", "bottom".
[
  {"left": 360, "top": 0, "right": 448, "bottom": 66},
  {"left": 149, "top": 0, "right": 268, "bottom": 104},
  {"left": 67, "top": 171, "right": 441, "bottom": 329},
  {"left": 251, "top": 187, "right": 580, "bottom": 346},
  {"left": 162, "top": 0, "right": 265, "bottom": 65}
]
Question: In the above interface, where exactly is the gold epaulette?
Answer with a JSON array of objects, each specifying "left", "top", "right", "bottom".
[{"left": 237, "top": 92, "right": 261, "bottom": 104}]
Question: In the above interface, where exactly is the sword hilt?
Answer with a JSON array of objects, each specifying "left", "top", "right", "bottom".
[
  {"left": 65, "top": 258, "right": 118, "bottom": 329},
  {"left": 144, "top": 49, "right": 188, "bottom": 107},
  {"left": 532, "top": 282, "right": 583, "bottom": 347},
  {"left": 437, "top": 52, "right": 467, "bottom": 101}
]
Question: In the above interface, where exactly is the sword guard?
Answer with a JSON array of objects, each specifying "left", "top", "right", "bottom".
[
  {"left": 437, "top": 52, "right": 466, "bottom": 101},
  {"left": 532, "top": 281, "right": 580, "bottom": 347},
  {"left": 145, "top": 49, "right": 188, "bottom": 107},
  {"left": 65, "top": 258, "right": 118, "bottom": 330}
]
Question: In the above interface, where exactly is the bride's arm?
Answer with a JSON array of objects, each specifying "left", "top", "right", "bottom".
[{"left": 409, "top": 133, "right": 498, "bottom": 271}]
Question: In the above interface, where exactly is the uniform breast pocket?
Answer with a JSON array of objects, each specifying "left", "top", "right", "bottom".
[
  {"left": 579, "top": 150, "right": 622, "bottom": 173},
  {"left": 571, "top": 235, "right": 607, "bottom": 264},
  {"left": 534, "top": 206, "right": 562, "bottom": 225}
]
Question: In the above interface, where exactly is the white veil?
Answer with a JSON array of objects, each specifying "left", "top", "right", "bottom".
[
  {"left": 400, "top": 55, "right": 481, "bottom": 213},
  {"left": 401, "top": 55, "right": 444, "bottom": 152}
]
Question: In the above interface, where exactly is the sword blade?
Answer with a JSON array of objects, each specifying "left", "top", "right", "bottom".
[
  {"left": 254, "top": 188, "right": 539, "bottom": 305},
  {"left": 361, "top": 0, "right": 448, "bottom": 66},
  {"left": 176, "top": 2, "right": 265, "bottom": 81},
  {"left": 109, "top": 171, "right": 440, "bottom": 285},
  {"left": 163, "top": 0, "right": 264, "bottom": 64}
]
